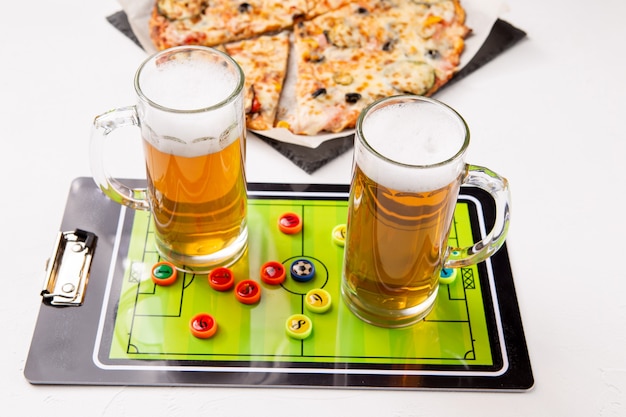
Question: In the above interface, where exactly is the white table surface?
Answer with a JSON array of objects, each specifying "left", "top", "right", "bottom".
[{"left": 2, "top": 0, "right": 625, "bottom": 415}]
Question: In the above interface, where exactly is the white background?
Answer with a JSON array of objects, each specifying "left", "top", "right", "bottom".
[{"left": 1, "top": 1, "right": 625, "bottom": 416}]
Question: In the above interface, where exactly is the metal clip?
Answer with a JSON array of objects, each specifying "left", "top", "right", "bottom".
[{"left": 41, "top": 229, "right": 97, "bottom": 306}]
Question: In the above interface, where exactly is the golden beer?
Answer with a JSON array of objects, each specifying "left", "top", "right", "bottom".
[
  {"left": 90, "top": 46, "right": 248, "bottom": 273},
  {"left": 143, "top": 135, "right": 247, "bottom": 268},
  {"left": 342, "top": 165, "right": 461, "bottom": 326},
  {"left": 341, "top": 95, "right": 469, "bottom": 327},
  {"left": 342, "top": 96, "right": 511, "bottom": 327}
]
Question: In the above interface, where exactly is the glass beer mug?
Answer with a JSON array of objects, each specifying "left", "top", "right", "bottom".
[
  {"left": 90, "top": 46, "right": 248, "bottom": 273},
  {"left": 341, "top": 95, "right": 511, "bottom": 328}
]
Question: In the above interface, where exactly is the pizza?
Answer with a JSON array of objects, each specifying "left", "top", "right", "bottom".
[
  {"left": 149, "top": 0, "right": 470, "bottom": 136},
  {"left": 217, "top": 31, "right": 290, "bottom": 131}
]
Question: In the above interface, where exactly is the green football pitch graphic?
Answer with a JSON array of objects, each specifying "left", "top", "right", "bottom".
[{"left": 108, "top": 198, "right": 492, "bottom": 367}]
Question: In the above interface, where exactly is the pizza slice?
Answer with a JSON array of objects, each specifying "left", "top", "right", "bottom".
[
  {"left": 385, "top": 0, "right": 471, "bottom": 93},
  {"left": 221, "top": 31, "right": 291, "bottom": 130},
  {"left": 288, "top": 0, "right": 469, "bottom": 135},
  {"left": 287, "top": 1, "right": 401, "bottom": 134},
  {"left": 150, "top": 0, "right": 308, "bottom": 49}
]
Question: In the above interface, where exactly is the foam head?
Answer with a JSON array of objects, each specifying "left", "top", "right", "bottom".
[
  {"left": 135, "top": 47, "right": 245, "bottom": 157},
  {"left": 356, "top": 97, "right": 469, "bottom": 192}
]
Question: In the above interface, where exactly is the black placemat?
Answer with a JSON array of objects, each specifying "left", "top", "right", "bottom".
[{"left": 106, "top": 12, "right": 526, "bottom": 173}]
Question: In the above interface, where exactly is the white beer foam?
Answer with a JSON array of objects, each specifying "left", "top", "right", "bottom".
[
  {"left": 142, "top": 57, "right": 237, "bottom": 110},
  {"left": 138, "top": 55, "right": 242, "bottom": 158},
  {"left": 358, "top": 100, "right": 467, "bottom": 192}
]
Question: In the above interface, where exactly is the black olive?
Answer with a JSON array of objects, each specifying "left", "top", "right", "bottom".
[
  {"left": 426, "top": 49, "right": 440, "bottom": 59},
  {"left": 312, "top": 88, "right": 327, "bottom": 98},
  {"left": 357, "top": 7, "right": 368, "bottom": 13},
  {"left": 382, "top": 40, "right": 395, "bottom": 51},
  {"left": 345, "top": 93, "right": 361, "bottom": 104},
  {"left": 238, "top": 2, "right": 251, "bottom": 13},
  {"left": 309, "top": 55, "right": 326, "bottom": 63}
]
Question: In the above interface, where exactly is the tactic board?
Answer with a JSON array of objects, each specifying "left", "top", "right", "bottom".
[{"left": 24, "top": 178, "right": 533, "bottom": 390}]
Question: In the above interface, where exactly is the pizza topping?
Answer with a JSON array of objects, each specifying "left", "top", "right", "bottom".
[
  {"left": 309, "top": 53, "right": 325, "bottom": 63},
  {"left": 383, "top": 61, "right": 435, "bottom": 95},
  {"left": 419, "top": 15, "right": 444, "bottom": 38},
  {"left": 312, "top": 88, "right": 327, "bottom": 98},
  {"left": 382, "top": 39, "right": 396, "bottom": 51},
  {"left": 326, "top": 22, "right": 363, "bottom": 48},
  {"left": 333, "top": 72, "right": 353, "bottom": 85},
  {"left": 345, "top": 93, "right": 362, "bottom": 104},
  {"left": 276, "top": 120, "right": 290, "bottom": 129},
  {"left": 426, "top": 49, "right": 440, "bottom": 59},
  {"left": 249, "top": 88, "right": 261, "bottom": 114}
]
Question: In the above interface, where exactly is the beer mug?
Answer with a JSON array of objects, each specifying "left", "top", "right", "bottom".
[
  {"left": 90, "top": 46, "right": 248, "bottom": 273},
  {"left": 341, "top": 95, "right": 511, "bottom": 328}
]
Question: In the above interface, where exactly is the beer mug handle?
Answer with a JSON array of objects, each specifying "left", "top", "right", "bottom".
[
  {"left": 444, "top": 164, "right": 511, "bottom": 268},
  {"left": 89, "top": 106, "right": 150, "bottom": 211}
]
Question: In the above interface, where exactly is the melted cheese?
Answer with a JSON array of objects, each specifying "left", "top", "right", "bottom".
[
  {"left": 291, "top": 0, "right": 468, "bottom": 134},
  {"left": 150, "top": 0, "right": 470, "bottom": 135}
]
